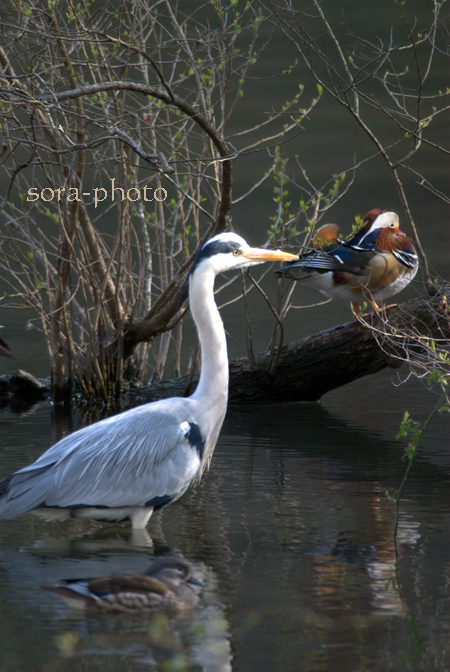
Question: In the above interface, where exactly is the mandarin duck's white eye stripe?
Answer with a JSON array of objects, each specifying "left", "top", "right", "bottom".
[
  {"left": 0, "top": 232, "right": 295, "bottom": 531},
  {"left": 277, "top": 208, "right": 418, "bottom": 312}
]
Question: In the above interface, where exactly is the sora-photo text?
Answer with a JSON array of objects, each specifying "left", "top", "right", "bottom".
[{"left": 27, "top": 178, "right": 167, "bottom": 208}]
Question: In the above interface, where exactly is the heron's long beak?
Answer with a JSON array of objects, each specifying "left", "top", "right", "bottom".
[{"left": 242, "top": 247, "right": 298, "bottom": 262}]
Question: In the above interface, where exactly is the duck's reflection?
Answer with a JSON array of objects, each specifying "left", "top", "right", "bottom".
[{"left": 50, "top": 602, "right": 232, "bottom": 672}]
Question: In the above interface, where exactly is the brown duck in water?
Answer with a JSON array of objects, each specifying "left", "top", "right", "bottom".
[{"left": 42, "top": 556, "right": 203, "bottom": 613}]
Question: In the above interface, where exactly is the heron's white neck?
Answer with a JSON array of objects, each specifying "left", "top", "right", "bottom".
[{"left": 188, "top": 266, "right": 229, "bottom": 409}]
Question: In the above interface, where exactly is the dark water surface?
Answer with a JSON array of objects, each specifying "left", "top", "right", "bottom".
[{"left": 0, "top": 369, "right": 449, "bottom": 672}]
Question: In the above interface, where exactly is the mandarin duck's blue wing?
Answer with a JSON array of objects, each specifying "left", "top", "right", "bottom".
[{"left": 277, "top": 244, "right": 375, "bottom": 278}]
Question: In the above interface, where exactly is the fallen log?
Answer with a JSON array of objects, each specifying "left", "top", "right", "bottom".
[{"left": 133, "top": 284, "right": 449, "bottom": 405}]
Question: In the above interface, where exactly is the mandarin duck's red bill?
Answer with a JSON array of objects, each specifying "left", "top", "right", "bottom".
[{"left": 277, "top": 209, "right": 418, "bottom": 312}]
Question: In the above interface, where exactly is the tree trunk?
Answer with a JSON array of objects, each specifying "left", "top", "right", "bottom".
[{"left": 132, "top": 285, "right": 450, "bottom": 405}]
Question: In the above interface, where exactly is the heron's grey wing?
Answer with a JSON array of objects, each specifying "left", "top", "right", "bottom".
[{"left": 0, "top": 398, "right": 204, "bottom": 517}]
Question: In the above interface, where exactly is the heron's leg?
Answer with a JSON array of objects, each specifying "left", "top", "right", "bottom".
[{"left": 131, "top": 507, "right": 154, "bottom": 529}]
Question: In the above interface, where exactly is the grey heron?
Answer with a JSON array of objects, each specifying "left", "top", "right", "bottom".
[
  {"left": 42, "top": 555, "right": 202, "bottom": 612},
  {"left": 0, "top": 232, "right": 297, "bottom": 529}
]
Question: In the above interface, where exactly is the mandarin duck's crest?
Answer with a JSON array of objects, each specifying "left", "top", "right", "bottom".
[
  {"left": 277, "top": 209, "right": 418, "bottom": 312},
  {"left": 42, "top": 556, "right": 203, "bottom": 613}
]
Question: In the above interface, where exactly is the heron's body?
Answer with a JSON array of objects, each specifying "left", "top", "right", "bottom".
[
  {"left": 0, "top": 233, "right": 296, "bottom": 528},
  {"left": 0, "top": 401, "right": 207, "bottom": 528},
  {"left": 42, "top": 556, "right": 202, "bottom": 613}
]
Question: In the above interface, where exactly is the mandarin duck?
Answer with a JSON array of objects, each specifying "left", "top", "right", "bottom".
[
  {"left": 42, "top": 556, "right": 203, "bottom": 613},
  {"left": 277, "top": 209, "right": 418, "bottom": 312}
]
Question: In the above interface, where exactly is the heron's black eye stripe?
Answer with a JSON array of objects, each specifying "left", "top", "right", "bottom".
[{"left": 188, "top": 239, "right": 242, "bottom": 276}]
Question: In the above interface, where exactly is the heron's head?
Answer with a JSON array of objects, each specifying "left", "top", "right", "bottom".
[{"left": 189, "top": 232, "right": 298, "bottom": 278}]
